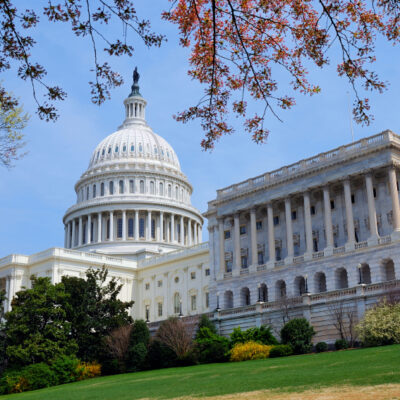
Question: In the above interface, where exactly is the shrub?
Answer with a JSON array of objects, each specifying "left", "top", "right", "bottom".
[
  {"left": 195, "top": 327, "right": 230, "bottom": 363},
  {"left": 335, "top": 339, "right": 348, "bottom": 350},
  {"left": 147, "top": 339, "right": 177, "bottom": 370},
  {"left": 127, "top": 342, "right": 148, "bottom": 372},
  {"left": 230, "top": 325, "right": 278, "bottom": 347},
  {"left": 268, "top": 344, "right": 293, "bottom": 358},
  {"left": 280, "top": 318, "right": 315, "bottom": 354},
  {"left": 356, "top": 301, "right": 400, "bottom": 347},
  {"left": 76, "top": 362, "right": 101, "bottom": 380},
  {"left": 230, "top": 341, "right": 273, "bottom": 362},
  {"left": 315, "top": 342, "right": 328, "bottom": 353},
  {"left": 51, "top": 355, "right": 80, "bottom": 384},
  {"left": 196, "top": 315, "right": 217, "bottom": 338},
  {"left": 0, "top": 363, "right": 58, "bottom": 394}
]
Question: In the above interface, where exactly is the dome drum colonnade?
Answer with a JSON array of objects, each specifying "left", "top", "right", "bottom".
[{"left": 63, "top": 69, "right": 203, "bottom": 255}]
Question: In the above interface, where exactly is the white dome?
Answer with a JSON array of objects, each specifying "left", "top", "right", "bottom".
[{"left": 88, "top": 124, "right": 181, "bottom": 171}]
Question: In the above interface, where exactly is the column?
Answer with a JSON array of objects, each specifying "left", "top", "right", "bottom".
[
  {"left": 267, "top": 204, "right": 275, "bottom": 266},
  {"left": 134, "top": 210, "right": 139, "bottom": 240},
  {"left": 343, "top": 179, "right": 356, "bottom": 250},
  {"left": 156, "top": 214, "right": 160, "bottom": 241},
  {"left": 199, "top": 225, "right": 202, "bottom": 242},
  {"left": 303, "top": 192, "right": 313, "bottom": 257},
  {"left": 218, "top": 218, "right": 225, "bottom": 277},
  {"left": 109, "top": 211, "right": 114, "bottom": 241},
  {"left": 87, "top": 214, "right": 92, "bottom": 244},
  {"left": 388, "top": 167, "right": 400, "bottom": 239},
  {"left": 233, "top": 213, "right": 240, "bottom": 275},
  {"left": 122, "top": 210, "right": 127, "bottom": 241},
  {"left": 78, "top": 216, "right": 83, "bottom": 246},
  {"left": 180, "top": 215, "right": 184, "bottom": 245},
  {"left": 160, "top": 212, "right": 164, "bottom": 241},
  {"left": 250, "top": 208, "right": 257, "bottom": 268},
  {"left": 323, "top": 186, "right": 334, "bottom": 253},
  {"left": 64, "top": 225, "right": 67, "bottom": 248},
  {"left": 97, "top": 213, "right": 102, "bottom": 243},
  {"left": 193, "top": 222, "right": 198, "bottom": 244},
  {"left": 72, "top": 219, "right": 76, "bottom": 248},
  {"left": 166, "top": 215, "right": 170, "bottom": 242},
  {"left": 188, "top": 219, "right": 192, "bottom": 246},
  {"left": 171, "top": 214, "right": 175, "bottom": 242},
  {"left": 284, "top": 198, "right": 294, "bottom": 263},
  {"left": 67, "top": 222, "right": 71, "bottom": 248},
  {"left": 147, "top": 211, "right": 152, "bottom": 240},
  {"left": 365, "top": 173, "right": 379, "bottom": 243}
]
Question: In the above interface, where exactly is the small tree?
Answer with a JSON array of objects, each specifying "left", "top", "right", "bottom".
[
  {"left": 328, "top": 301, "right": 358, "bottom": 346},
  {"left": 156, "top": 317, "right": 194, "bottom": 359},
  {"left": 5, "top": 277, "right": 77, "bottom": 368},
  {"left": 280, "top": 318, "right": 315, "bottom": 354},
  {"left": 126, "top": 320, "right": 150, "bottom": 372},
  {"left": 104, "top": 325, "right": 132, "bottom": 372}
]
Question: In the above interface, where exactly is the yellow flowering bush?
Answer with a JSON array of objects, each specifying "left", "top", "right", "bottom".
[
  {"left": 357, "top": 301, "right": 400, "bottom": 347},
  {"left": 76, "top": 362, "right": 102, "bottom": 380},
  {"left": 230, "top": 341, "right": 273, "bottom": 362}
]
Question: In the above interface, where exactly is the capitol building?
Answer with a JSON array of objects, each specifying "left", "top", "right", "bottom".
[{"left": 1, "top": 72, "right": 400, "bottom": 343}]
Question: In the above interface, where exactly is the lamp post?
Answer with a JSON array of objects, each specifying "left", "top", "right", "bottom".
[
  {"left": 145, "top": 305, "right": 150, "bottom": 323},
  {"left": 178, "top": 297, "right": 183, "bottom": 318},
  {"left": 257, "top": 283, "right": 262, "bottom": 303},
  {"left": 358, "top": 263, "right": 362, "bottom": 284},
  {"left": 216, "top": 292, "right": 221, "bottom": 312},
  {"left": 304, "top": 274, "right": 309, "bottom": 294}
]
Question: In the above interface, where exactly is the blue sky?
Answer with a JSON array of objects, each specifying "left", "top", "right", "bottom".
[{"left": 1, "top": 1, "right": 400, "bottom": 256}]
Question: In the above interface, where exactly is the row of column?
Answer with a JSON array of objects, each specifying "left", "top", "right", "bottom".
[
  {"left": 65, "top": 210, "right": 202, "bottom": 249},
  {"left": 218, "top": 168, "right": 400, "bottom": 275}
]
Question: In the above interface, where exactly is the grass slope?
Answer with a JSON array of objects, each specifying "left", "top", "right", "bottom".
[{"left": 4, "top": 345, "right": 400, "bottom": 400}]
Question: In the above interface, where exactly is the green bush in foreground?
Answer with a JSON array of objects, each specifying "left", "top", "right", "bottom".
[
  {"left": 269, "top": 344, "right": 294, "bottom": 358},
  {"left": 315, "top": 342, "right": 328, "bottom": 353},
  {"left": 195, "top": 327, "right": 230, "bottom": 364},
  {"left": 280, "top": 318, "right": 315, "bottom": 354},
  {"left": 230, "top": 325, "right": 278, "bottom": 347},
  {"left": 357, "top": 301, "right": 400, "bottom": 347}
]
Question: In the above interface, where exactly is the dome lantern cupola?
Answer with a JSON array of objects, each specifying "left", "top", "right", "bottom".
[{"left": 122, "top": 67, "right": 146, "bottom": 127}]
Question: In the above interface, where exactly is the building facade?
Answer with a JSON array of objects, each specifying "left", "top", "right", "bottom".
[{"left": 1, "top": 72, "right": 400, "bottom": 343}]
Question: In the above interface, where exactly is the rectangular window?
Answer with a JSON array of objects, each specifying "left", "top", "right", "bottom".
[
  {"left": 351, "top": 194, "right": 355, "bottom": 204},
  {"left": 275, "top": 247, "right": 281, "bottom": 261},
  {"left": 190, "top": 272, "right": 196, "bottom": 280},
  {"left": 117, "top": 218, "right": 123, "bottom": 238},
  {"left": 256, "top": 221, "right": 263, "bottom": 230},
  {"left": 191, "top": 295, "right": 197, "bottom": 311},
  {"left": 139, "top": 218, "right": 145, "bottom": 238},
  {"left": 330, "top": 200, "right": 335, "bottom": 210},
  {"left": 119, "top": 180, "right": 124, "bottom": 194},
  {"left": 82, "top": 223, "right": 86, "bottom": 244},
  {"left": 157, "top": 280, "right": 162, "bottom": 287},
  {"left": 158, "top": 302, "right": 163, "bottom": 317},
  {"left": 86, "top": 187, "right": 89, "bottom": 200},
  {"left": 145, "top": 283, "right": 150, "bottom": 290},
  {"left": 313, "top": 238, "right": 318, "bottom": 252},
  {"left": 310, "top": 206, "right": 316, "bottom": 215},
  {"left": 205, "top": 268, "right": 210, "bottom": 276},
  {"left": 241, "top": 255, "right": 248, "bottom": 269},
  {"left": 129, "top": 180, "right": 134, "bottom": 193},
  {"left": 258, "top": 252, "right": 264, "bottom": 265},
  {"left": 291, "top": 210, "right": 297, "bottom": 220},
  {"left": 128, "top": 218, "right": 134, "bottom": 237},
  {"left": 273, "top": 216, "right": 280, "bottom": 226},
  {"left": 225, "top": 260, "right": 232, "bottom": 272},
  {"left": 205, "top": 292, "right": 209, "bottom": 308},
  {"left": 93, "top": 185, "right": 96, "bottom": 198},
  {"left": 224, "top": 230, "right": 231, "bottom": 240},
  {"left": 151, "top": 219, "right": 155, "bottom": 239},
  {"left": 240, "top": 225, "right": 246, "bottom": 235}
]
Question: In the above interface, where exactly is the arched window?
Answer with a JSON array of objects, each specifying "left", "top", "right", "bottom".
[
  {"left": 102, "top": 148, "right": 105, "bottom": 156},
  {"left": 159, "top": 182, "right": 164, "bottom": 196},
  {"left": 150, "top": 181, "right": 155, "bottom": 194},
  {"left": 115, "top": 145, "right": 119, "bottom": 153},
  {"left": 276, "top": 280, "right": 286, "bottom": 300},
  {"left": 92, "top": 184, "right": 96, "bottom": 198},
  {"left": 119, "top": 180, "right": 124, "bottom": 194},
  {"left": 224, "top": 290, "right": 233, "bottom": 309},
  {"left": 86, "top": 187, "right": 89, "bottom": 200},
  {"left": 174, "top": 293, "right": 181, "bottom": 314},
  {"left": 260, "top": 284, "right": 268, "bottom": 302},
  {"left": 294, "top": 276, "right": 306, "bottom": 296},
  {"left": 123, "top": 144, "right": 127, "bottom": 152},
  {"left": 335, "top": 268, "right": 348, "bottom": 289},
  {"left": 139, "top": 217, "right": 145, "bottom": 238},
  {"left": 314, "top": 272, "right": 327, "bottom": 293},
  {"left": 117, "top": 218, "right": 123, "bottom": 238},
  {"left": 128, "top": 218, "right": 134, "bottom": 238},
  {"left": 175, "top": 186, "right": 179, "bottom": 199},
  {"left": 241, "top": 287, "right": 251, "bottom": 306},
  {"left": 109, "top": 181, "right": 114, "bottom": 195},
  {"left": 140, "top": 180, "right": 145, "bottom": 194},
  {"left": 100, "top": 182, "right": 104, "bottom": 196},
  {"left": 129, "top": 180, "right": 134, "bottom": 193},
  {"left": 108, "top": 146, "right": 111, "bottom": 154},
  {"left": 130, "top": 144, "right": 134, "bottom": 152},
  {"left": 359, "top": 263, "right": 372, "bottom": 284},
  {"left": 106, "top": 219, "right": 110, "bottom": 240},
  {"left": 382, "top": 259, "right": 395, "bottom": 281},
  {"left": 168, "top": 184, "right": 172, "bottom": 197}
]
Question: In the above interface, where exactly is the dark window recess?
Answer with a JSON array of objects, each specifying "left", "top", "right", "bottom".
[
  {"left": 313, "top": 238, "right": 318, "bottom": 252},
  {"left": 256, "top": 221, "right": 263, "bottom": 230},
  {"left": 240, "top": 226, "right": 247, "bottom": 235},
  {"left": 355, "top": 229, "right": 359, "bottom": 243},
  {"left": 351, "top": 194, "right": 355, "bottom": 204},
  {"left": 224, "top": 230, "right": 231, "bottom": 240},
  {"left": 330, "top": 200, "right": 335, "bottom": 210},
  {"left": 273, "top": 216, "right": 280, "bottom": 226},
  {"left": 205, "top": 268, "right": 210, "bottom": 276},
  {"left": 310, "top": 206, "right": 316, "bottom": 215},
  {"left": 275, "top": 247, "right": 281, "bottom": 261},
  {"left": 291, "top": 211, "right": 297, "bottom": 220},
  {"left": 373, "top": 188, "right": 377, "bottom": 198}
]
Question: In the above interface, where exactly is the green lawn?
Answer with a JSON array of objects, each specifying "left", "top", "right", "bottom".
[{"left": 3, "top": 345, "right": 400, "bottom": 400}]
